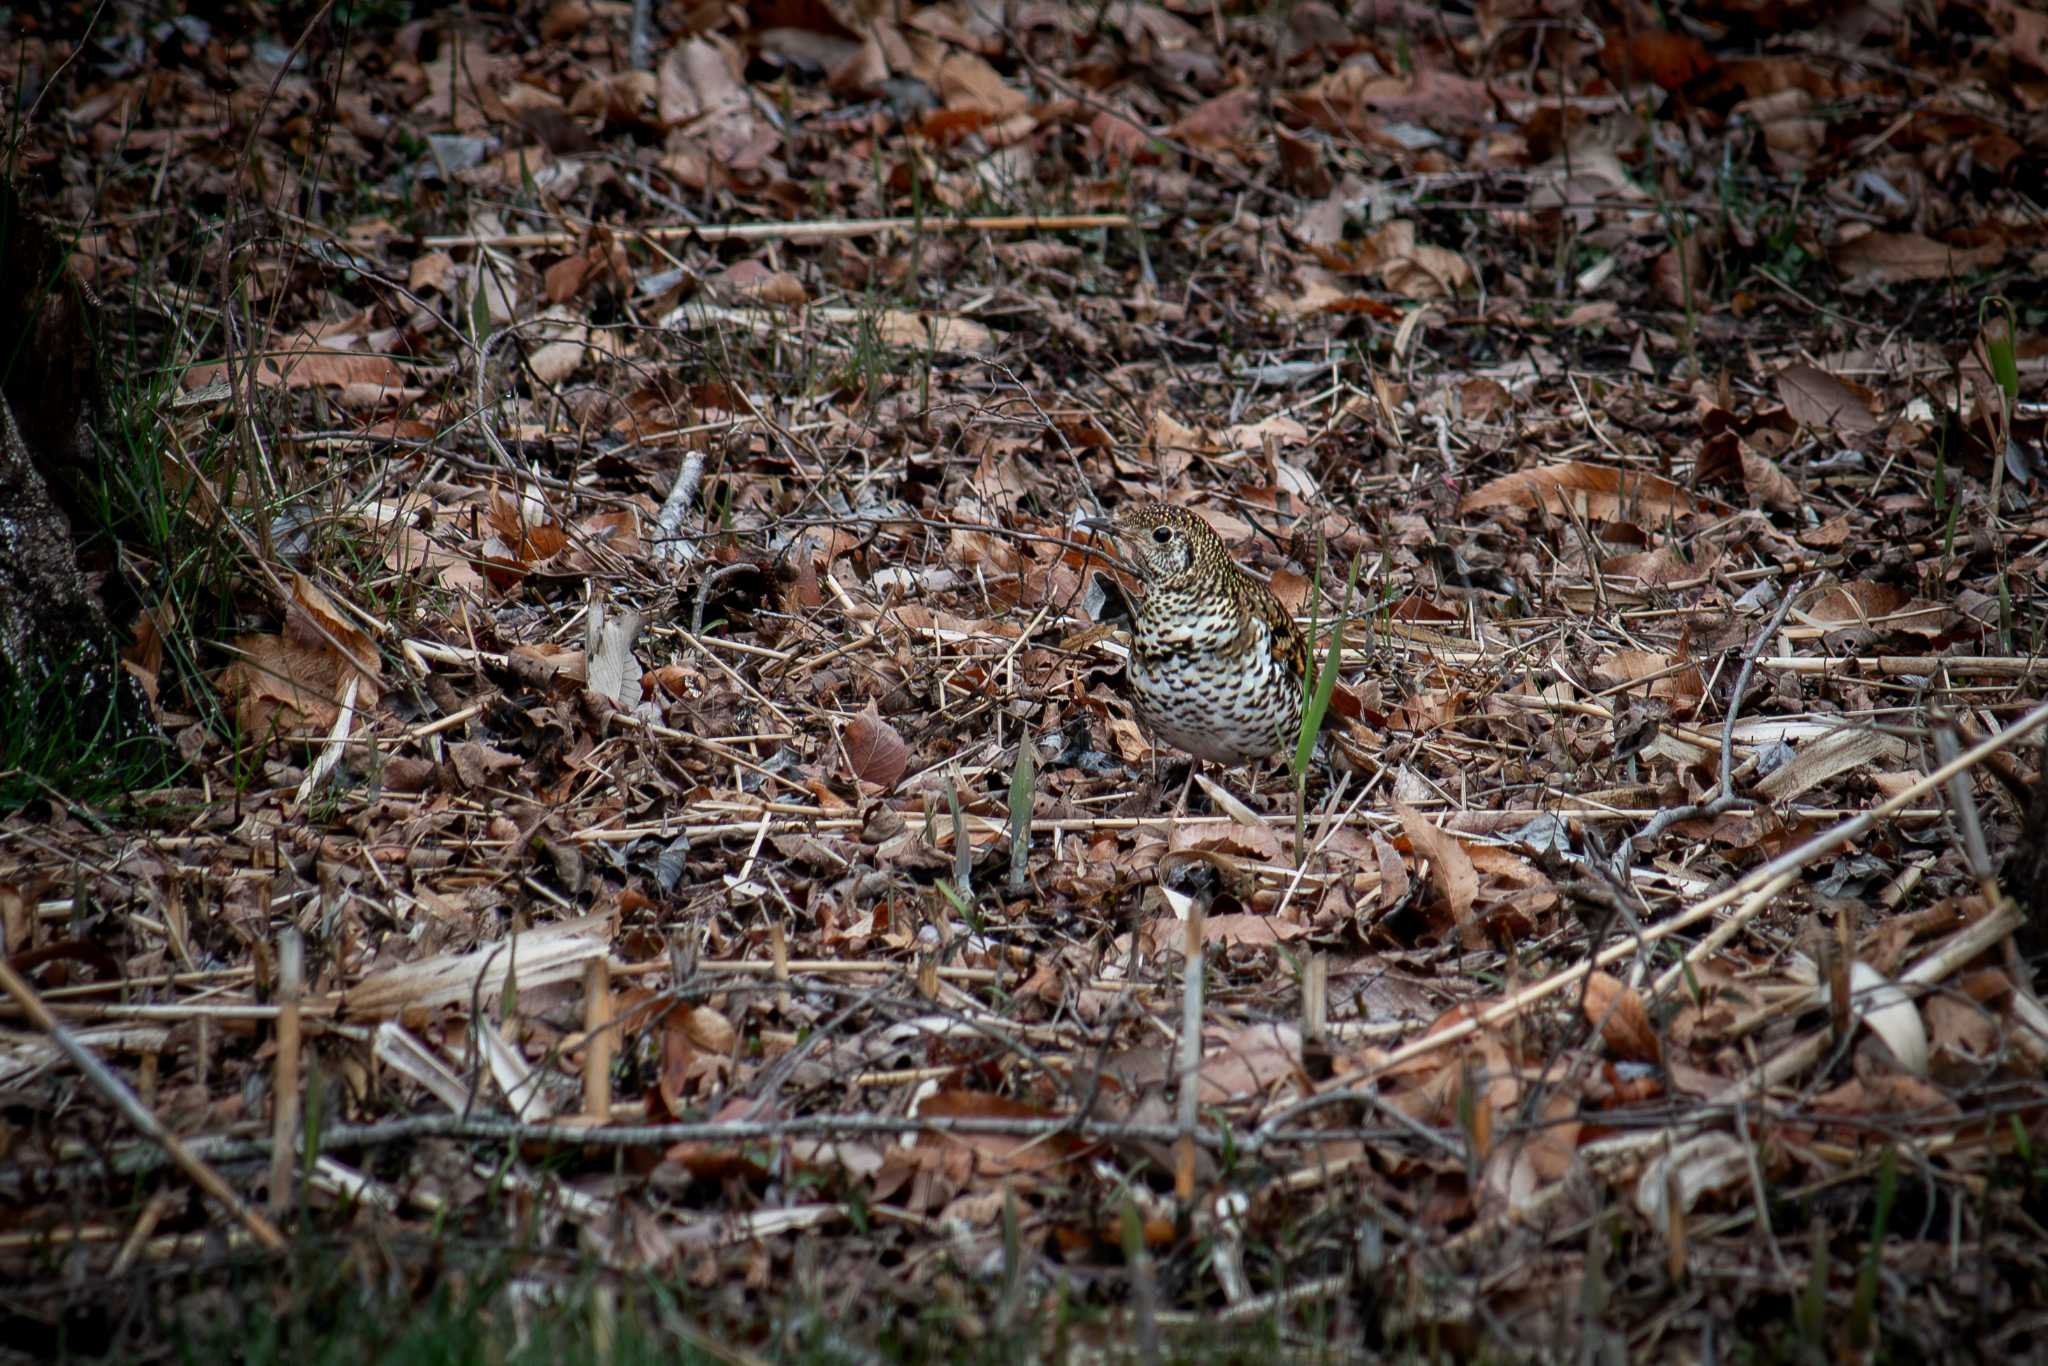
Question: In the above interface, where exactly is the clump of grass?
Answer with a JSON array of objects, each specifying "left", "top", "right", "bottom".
[{"left": 0, "top": 220, "right": 275, "bottom": 813}]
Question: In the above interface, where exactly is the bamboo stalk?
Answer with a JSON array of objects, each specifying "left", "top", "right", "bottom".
[
  {"left": 419, "top": 212, "right": 1138, "bottom": 251},
  {"left": 582, "top": 956, "right": 613, "bottom": 1121},
  {"left": 1175, "top": 902, "right": 1205, "bottom": 1203},
  {"left": 1757, "top": 655, "right": 2045, "bottom": 677},
  {"left": 267, "top": 927, "right": 303, "bottom": 1219},
  {"left": 561, "top": 806, "right": 1947, "bottom": 844}
]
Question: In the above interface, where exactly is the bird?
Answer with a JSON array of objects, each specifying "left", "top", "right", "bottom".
[{"left": 1079, "top": 502, "right": 1314, "bottom": 805}]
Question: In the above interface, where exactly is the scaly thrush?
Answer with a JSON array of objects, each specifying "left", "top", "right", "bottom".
[{"left": 1080, "top": 502, "right": 1312, "bottom": 779}]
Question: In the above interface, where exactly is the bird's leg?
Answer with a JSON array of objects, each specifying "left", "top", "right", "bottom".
[{"left": 1172, "top": 758, "right": 1202, "bottom": 815}]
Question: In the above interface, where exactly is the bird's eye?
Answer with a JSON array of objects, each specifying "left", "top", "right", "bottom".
[{"left": 1152, "top": 527, "right": 1172, "bottom": 545}]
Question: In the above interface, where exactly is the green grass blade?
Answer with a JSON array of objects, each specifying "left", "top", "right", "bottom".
[
  {"left": 1292, "top": 551, "right": 1363, "bottom": 777},
  {"left": 1006, "top": 733, "right": 1036, "bottom": 895}
]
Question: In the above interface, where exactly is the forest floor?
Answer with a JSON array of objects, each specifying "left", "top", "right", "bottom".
[{"left": 4, "top": 0, "right": 2048, "bottom": 1359}]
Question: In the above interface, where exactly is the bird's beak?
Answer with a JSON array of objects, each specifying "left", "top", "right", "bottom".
[{"left": 1078, "top": 516, "right": 1116, "bottom": 536}]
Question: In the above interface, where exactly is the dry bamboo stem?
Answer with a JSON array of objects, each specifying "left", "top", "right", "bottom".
[
  {"left": 419, "top": 212, "right": 1138, "bottom": 251},
  {"left": 267, "top": 927, "right": 303, "bottom": 1218},
  {"left": 582, "top": 956, "right": 613, "bottom": 1120},
  {"left": 562, "top": 806, "right": 1946, "bottom": 845},
  {"left": 1757, "top": 655, "right": 2045, "bottom": 677},
  {"left": 1175, "top": 902, "right": 1205, "bottom": 1202}
]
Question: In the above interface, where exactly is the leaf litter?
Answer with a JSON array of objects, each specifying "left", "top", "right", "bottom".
[{"left": 4, "top": 0, "right": 2048, "bottom": 1355}]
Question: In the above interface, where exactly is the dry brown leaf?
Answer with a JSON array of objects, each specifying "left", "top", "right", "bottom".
[
  {"left": 1202, "top": 913, "right": 1312, "bottom": 947},
  {"left": 216, "top": 573, "right": 384, "bottom": 739},
  {"left": 1830, "top": 229, "right": 2005, "bottom": 284},
  {"left": 1290, "top": 66, "right": 1492, "bottom": 135},
  {"left": 1752, "top": 727, "right": 1910, "bottom": 803},
  {"left": 935, "top": 50, "right": 1029, "bottom": 117},
  {"left": 448, "top": 741, "right": 522, "bottom": 789},
  {"left": 335, "top": 913, "right": 615, "bottom": 1018},
  {"left": 486, "top": 490, "right": 570, "bottom": 563},
  {"left": 1087, "top": 108, "right": 1156, "bottom": 165},
  {"left": 711, "top": 260, "right": 809, "bottom": 308},
  {"left": 1595, "top": 650, "right": 1705, "bottom": 711},
  {"left": 1197, "top": 1022, "right": 1301, "bottom": 1102},
  {"left": 1601, "top": 28, "right": 1716, "bottom": 90},
  {"left": 1985, "top": 0, "right": 2048, "bottom": 75},
  {"left": 909, "top": 1089, "right": 1080, "bottom": 1173},
  {"left": 1169, "top": 88, "right": 1257, "bottom": 150},
  {"left": 843, "top": 707, "right": 909, "bottom": 792},
  {"left": 1634, "top": 1133, "right": 1748, "bottom": 1230},
  {"left": 527, "top": 338, "right": 586, "bottom": 385},
  {"left": 1582, "top": 970, "right": 1662, "bottom": 1063},
  {"left": 1775, "top": 363, "right": 1879, "bottom": 434},
  {"left": 871, "top": 309, "right": 994, "bottom": 354},
  {"left": 186, "top": 335, "right": 408, "bottom": 392},
  {"left": 1807, "top": 581, "right": 1912, "bottom": 623},
  {"left": 1740, "top": 447, "right": 1802, "bottom": 513},
  {"left": 1459, "top": 460, "right": 1723, "bottom": 525},
  {"left": 1459, "top": 377, "right": 1514, "bottom": 420},
  {"left": 1394, "top": 801, "right": 1479, "bottom": 944},
  {"left": 659, "top": 37, "right": 760, "bottom": 159},
  {"left": 1382, "top": 242, "right": 1472, "bottom": 300}
]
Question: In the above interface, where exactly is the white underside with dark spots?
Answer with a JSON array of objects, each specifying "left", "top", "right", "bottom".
[{"left": 1128, "top": 611, "right": 1302, "bottom": 765}]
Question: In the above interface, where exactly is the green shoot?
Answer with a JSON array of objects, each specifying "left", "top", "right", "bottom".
[
  {"left": 1849, "top": 1146, "right": 1899, "bottom": 1348},
  {"left": 1292, "top": 547, "right": 1363, "bottom": 778},
  {"left": 1006, "top": 733, "right": 1036, "bottom": 896},
  {"left": 1981, "top": 295, "right": 2021, "bottom": 406}
]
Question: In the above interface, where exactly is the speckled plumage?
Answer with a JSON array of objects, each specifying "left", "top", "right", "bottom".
[{"left": 1083, "top": 502, "right": 1309, "bottom": 767}]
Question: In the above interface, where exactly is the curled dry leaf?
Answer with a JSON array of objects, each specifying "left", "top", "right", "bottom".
[
  {"left": 1840, "top": 961, "right": 1930, "bottom": 1076},
  {"left": 1394, "top": 801, "right": 1479, "bottom": 945},
  {"left": 711, "top": 259, "right": 808, "bottom": 308},
  {"left": 1634, "top": 1132, "right": 1749, "bottom": 1230},
  {"left": 185, "top": 334, "right": 411, "bottom": 393},
  {"left": 1805, "top": 580, "right": 1913, "bottom": 625},
  {"left": 659, "top": 37, "right": 769, "bottom": 164},
  {"left": 1170, "top": 88, "right": 1257, "bottom": 150},
  {"left": 1594, "top": 650, "right": 1705, "bottom": 713},
  {"left": 1740, "top": 447, "right": 1802, "bottom": 514},
  {"left": 659, "top": 1002, "right": 737, "bottom": 1113},
  {"left": 1752, "top": 727, "right": 1910, "bottom": 803},
  {"left": 1600, "top": 27, "right": 1716, "bottom": 91},
  {"left": 1087, "top": 108, "right": 1157, "bottom": 165},
  {"left": 843, "top": 706, "right": 910, "bottom": 792}
]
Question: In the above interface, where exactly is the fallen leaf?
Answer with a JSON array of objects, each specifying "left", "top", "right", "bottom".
[
  {"left": 1582, "top": 971, "right": 1662, "bottom": 1063},
  {"left": 843, "top": 707, "right": 909, "bottom": 791},
  {"left": 1985, "top": 0, "right": 2048, "bottom": 76},
  {"left": 1394, "top": 801, "right": 1479, "bottom": 944},
  {"left": 1830, "top": 230, "right": 2004, "bottom": 284},
  {"left": 1775, "top": 363, "right": 1878, "bottom": 434},
  {"left": 1459, "top": 460, "right": 1725, "bottom": 525}
]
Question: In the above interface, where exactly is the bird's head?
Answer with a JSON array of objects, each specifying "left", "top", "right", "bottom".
[{"left": 1080, "top": 502, "right": 1227, "bottom": 587}]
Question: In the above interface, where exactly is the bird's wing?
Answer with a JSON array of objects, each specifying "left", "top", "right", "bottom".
[{"left": 1239, "top": 572, "right": 1311, "bottom": 692}]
